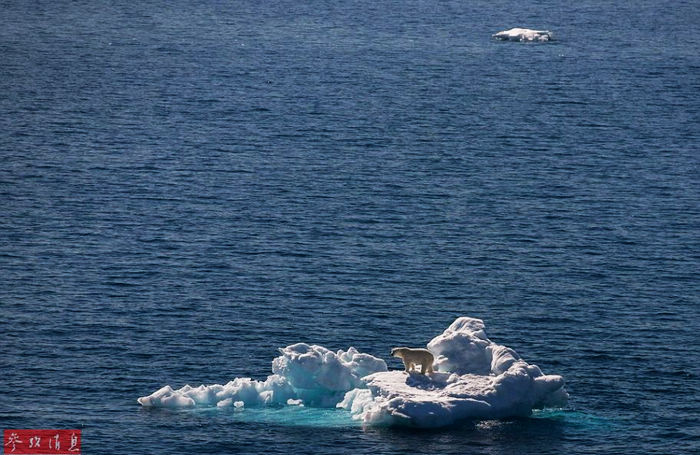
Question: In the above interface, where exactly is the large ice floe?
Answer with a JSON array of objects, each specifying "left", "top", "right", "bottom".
[
  {"left": 138, "top": 317, "right": 568, "bottom": 428},
  {"left": 492, "top": 28, "right": 553, "bottom": 42}
]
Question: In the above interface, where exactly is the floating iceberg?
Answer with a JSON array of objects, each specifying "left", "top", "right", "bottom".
[
  {"left": 137, "top": 345, "right": 387, "bottom": 409},
  {"left": 138, "top": 317, "right": 567, "bottom": 428},
  {"left": 492, "top": 28, "right": 553, "bottom": 42},
  {"left": 339, "top": 317, "right": 568, "bottom": 427}
]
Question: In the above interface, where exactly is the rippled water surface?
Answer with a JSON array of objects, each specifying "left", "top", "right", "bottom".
[{"left": 1, "top": 1, "right": 699, "bottom": 454}]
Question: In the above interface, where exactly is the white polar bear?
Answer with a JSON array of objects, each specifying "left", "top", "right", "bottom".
[{"left": 391, "top": 347, "right": 435, "bottom": 374}]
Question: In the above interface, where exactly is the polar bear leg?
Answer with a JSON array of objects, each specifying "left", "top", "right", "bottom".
[{"left": 402, "top": 359, "right": 411, "bottom": 372}]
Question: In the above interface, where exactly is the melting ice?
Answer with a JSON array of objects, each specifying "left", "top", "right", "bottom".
[
  {"left": 492, "top": 28, "right": 554, "bottom": 42},
  {"left": 138, "top": 317, "right": 568, "bottom": 428}
]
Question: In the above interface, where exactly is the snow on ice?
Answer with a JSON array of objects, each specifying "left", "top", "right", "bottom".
[{"left": 138, "top": 317, "right": 567, "bottom": 427}]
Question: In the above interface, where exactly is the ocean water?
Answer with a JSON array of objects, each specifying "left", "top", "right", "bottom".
[{"left": 1, "top": 0, "right": 699, "bottom": 453}]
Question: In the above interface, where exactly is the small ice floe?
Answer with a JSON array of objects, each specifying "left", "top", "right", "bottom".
[
  {"left": 338, "top": 317, "right": 568, "bottom": 427},
  {"left": 138, "top": 317, "right": 567, "bottom": 428},
  {"left": 137, "top": 345, "right": 388, "bottom": 409},
  {"left": 492, "top": 28, "right": 553, "bottom": 42}
]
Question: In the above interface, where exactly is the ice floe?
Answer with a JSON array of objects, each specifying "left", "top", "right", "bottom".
[
  {"left": 493, "top": 28, "right": 553, "bottom": 42},
  {"left": 137, "top": 345, "right": 387, "bottom": 408},
  {"left": 138, "top": 317, "right": 567, "bottom": 428},
  {"left": 339, "top": 317, "right": 568, "bottom": 427}
]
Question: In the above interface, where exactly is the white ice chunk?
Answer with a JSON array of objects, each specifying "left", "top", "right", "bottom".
[
  {"left": 428, "top": 317, "right": 493, "bottom": 374},
  {"left": 493, "top": 28, "right": 553, "bottom": 42},
  {"left": 137, "top": 344, "right": 387, "bottom": 409},
  {"left": 338, "top": 317, "right": 568, "bottom": 427},
  {"left": 138, "top": 317, "right": 567, "bottom": 428}
]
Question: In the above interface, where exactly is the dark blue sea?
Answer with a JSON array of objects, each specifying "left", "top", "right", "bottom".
[{"left": 1, "top": 1, "right": 699, "bottom": 453}]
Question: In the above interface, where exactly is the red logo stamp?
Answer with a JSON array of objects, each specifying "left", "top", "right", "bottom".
[{"left": 3, "top": 430, "right": 81, "bottom": 454}]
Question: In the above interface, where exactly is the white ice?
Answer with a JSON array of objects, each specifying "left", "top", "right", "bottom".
[
  {"left": 492, "top": 28, "right": 554, "bottom": 42},
  {"left": 338, "top": 317, "right": 568, "bottom": 427},
  {"left": 137, "top": 345, "right": 387, "bottom": 408},
  {"left": 138, "top": 317, "right": 567, "bottom": 428}
]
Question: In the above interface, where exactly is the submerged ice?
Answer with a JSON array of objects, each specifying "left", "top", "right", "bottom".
[
  {"left": 492, "top": 28, "right": 553, "bottom": 42},
  {"left": 138, "top": 317, "right": 567, "bottom": 427}
]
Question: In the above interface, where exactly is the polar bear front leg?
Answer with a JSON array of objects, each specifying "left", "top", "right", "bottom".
[{"left": 403, "top": 359, "right": 411, "bottom": 372}]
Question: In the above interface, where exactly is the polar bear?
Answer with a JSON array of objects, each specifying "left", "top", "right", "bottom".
[{"left": 391, "top": 347, "right": 434, "bottom": 374}]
